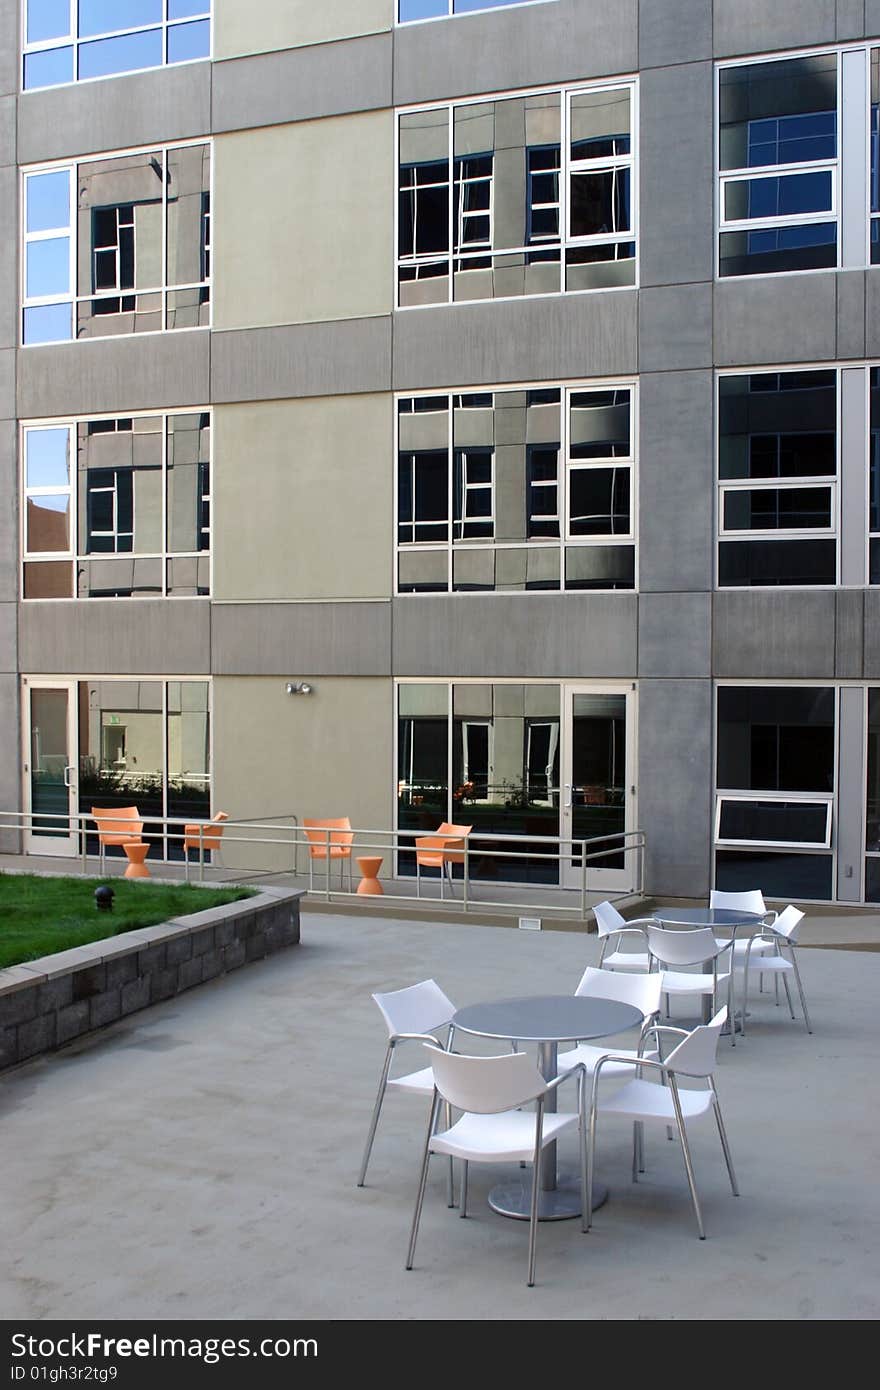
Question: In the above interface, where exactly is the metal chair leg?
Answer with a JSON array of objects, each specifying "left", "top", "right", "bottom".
[
  {"left": 791, "top": 952, "right": 813, "bottom": 1034},
  {"left": 782, "top": 973, "right": 796, "bottom": 1020},
  {"left": 631, "top": 1122, "right": 640, "bottom": 1183},
  {"left": 579, "top": 1074, "right": 589, "bottom": 1234},
  {"left": 712, "top": 1087, "right": 739, "bottom": 1196},
  {"left": 527, "top": 1102, "right": 545, "bottom": 1287},
  {"left": 357, "top": 1045, "right": 393, "bottom": 1186},
  {"left": 671, "top": 1080, "right": 705, "bottom": 1240},
  {"left": 586, "top": 1091, "right": 599, "bottom": 1233},
  {"left": 405, "top": 1094, "right": 441, "bottom": 1272},
  {"left": 459, "top": 1160, "right": 469, "bottom": 1218}
]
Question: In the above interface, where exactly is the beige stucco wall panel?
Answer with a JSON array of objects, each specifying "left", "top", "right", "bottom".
[
  {"left": 214, "top": 395, "right": 393, "bottom": 601},
  {"left": 215, "top": 0, "right": 393, "bottom": 60},
  {"left": 214, "top": 113, "right": 394, "bottom": 329},
  {"left": 213, "top": 676, "right": 393, "bottom": 872}
]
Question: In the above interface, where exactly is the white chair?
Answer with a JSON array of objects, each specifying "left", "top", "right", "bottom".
[
  {"left": 406, "top": 1045, "right": 585, "bottom": 1287},
  {"left": 556, "top": 968, "right": 663, "bottom": 1083},
  {"left": 594, "top": 900, "right": 657, "bottom": 972},
  {"left": 586, "top": 1009, "right": 739, "bottom": 1239},
  {"left": 646, "top": 925, "right": 734, "bottom": 1041},
  {"left": 710, "top": 889, "right": 777, "bottom": 982},
  {"left": 740, "top": 905, "right": 813, "bottom": 1035},
  {"left": 358, "top": 979, "right": 456, "bottom": 1189}
]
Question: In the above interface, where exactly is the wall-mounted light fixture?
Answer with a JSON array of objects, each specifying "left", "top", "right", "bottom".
[{"left": 285, "top": 681, "right": 314, "bottom": 696}]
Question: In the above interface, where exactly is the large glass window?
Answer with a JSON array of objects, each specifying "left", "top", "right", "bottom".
[
  {"left": 871, "top": 368, "right": 880, "bottom": 584},
  {"left": 397, "top": 80, "right": 636, "bottom": 306},
  {"left": 866, "top": 689, "right": 880, "bottom": 899},
  {"left": 77, "top": 679, "right": 210, "bottom": 861},
  {"left": 397, "top": 682, "right": 561, "bottom": 884},
  {"left": 22, "top": 142, "right": 211, "bottom": 344},
  {"left": 717, "top": 370, "right": 838, "bottom": 587},
  {"left": 397, "top": 382, "right": 635, "bottom": 592},
  {"left": 23, "top": 2, "right": 210, "bottom": 90},
  {"left": 718, "top": 53, "right": 839, "bottom": 277},
  {"left": 22, "top": 411, "right": 211, "bottom": 598},
  {"left": 715, "top": 685, "right": 835, "bottom": 899},
  {"left": 398, "top": 1, "right": 549, "bottom": 19}
]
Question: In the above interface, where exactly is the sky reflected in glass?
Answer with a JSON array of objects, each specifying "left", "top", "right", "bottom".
[
  {"left": 26, "top": 430, "right": 71, "bottom": 489},
  {"left": 26, "top": 0, "right": 72, "bottom": 44},
  {"left": 24, "top": 45, "right": 74, "bottom": 89},
  {"left": 77, "top": 27, "right": 162, "bottom": 78},
  {"left": 26, "top": 171, "right": 70, "bottom": 233},
  {"left": 167, "top": 19, "right": 210, "bottom": 63},
  {"left": 23, "top": 304, "right": 73, "bottom": 344},
  {"left": 26, "top": 238, "right": 71, "bottom": 298},
  {"left": 78, "top": 0, "right": 162, "bottom": 38}
]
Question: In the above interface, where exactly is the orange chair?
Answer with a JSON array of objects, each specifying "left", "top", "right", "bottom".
[
  {"left": 183, "top": 810, "right": 229, "bottom": 880},
  {"left": 91, "top": 806, "right": 144, "bottom": 871},
  {"left": 414, "top": 823, "right": 472, "bottom": 899},
  {"left": 303, "top": 817, "right": 355, "bottom": 891}
]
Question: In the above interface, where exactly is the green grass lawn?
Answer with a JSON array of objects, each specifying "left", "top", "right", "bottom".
[{"left": 0, "top": 874, "right": 254, "bottom": 971}]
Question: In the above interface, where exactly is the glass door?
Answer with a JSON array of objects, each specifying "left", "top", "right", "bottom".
[
  {"left": 562, "top": 684, "right": 636, "bottom": 892},
  {"left": 24, "top": 680, "right": 79, "bottom": 856}
]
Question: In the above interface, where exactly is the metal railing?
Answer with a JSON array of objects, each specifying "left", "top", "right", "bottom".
[{"left": 0, "top": 809, "right": 646, "bottom": 920}]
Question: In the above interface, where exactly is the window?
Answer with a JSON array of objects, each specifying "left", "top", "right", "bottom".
[
  {"left": 715, "top": 685, "right": 835, "bottom": 900},
  {"left": 396, "top": 382, "right": 636, "bottom": 592},
  {"left": 22, "top": 1, "right": 210, "bottom": 90},
  {"left": 717, "top": 370, "right": 838, "bottom": 587},
  {"left": 397, "top": 80, "right": 636, "bottom": 306},
  {"left": 397, "top": 682, "right": 561, "bottom": 885},
  {"left": 871, "top": 368, "right": 880, "bottom": 583},
  {"left": 872, "top": 50, "right": 880, "bottom": 263},
  {"left": 22, "top": 141, "right": 211, "bottom": 344},
  {"left": 22, "top": 410, "right": 211, "bottom": 598},
  {"left": 866, "top": 689, "right": 880, "bottom": 899},
  {"left": 718, "top": 53, "right": 839, "bottom": 277},
  {"left": 398, "top": 1, "right": 552, "bottom": 22}
]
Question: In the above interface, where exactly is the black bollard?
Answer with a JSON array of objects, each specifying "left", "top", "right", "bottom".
[{"left": 95, "top": 885, "right": 114, "bottom": 912}]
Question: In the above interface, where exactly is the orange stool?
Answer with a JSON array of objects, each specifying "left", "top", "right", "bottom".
[
  {"left": 356, "top": 856, "right": 384, "bottom": 895},
  {"left": 123, "top": 840, "right": 150, "bottom": 879}
]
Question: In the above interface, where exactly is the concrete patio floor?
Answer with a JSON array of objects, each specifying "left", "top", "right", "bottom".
[{"left": 2, "top": 910, "right": 878, "bottom": 1321}]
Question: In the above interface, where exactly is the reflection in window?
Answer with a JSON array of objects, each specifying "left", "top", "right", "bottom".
[
  {"left": 23, "top": 1, "right": 210, "bottom": 90},
  {"left": 715, "top": 685, "right": 835, "bottom": 900},
  {"left": 397, "top": 383, "right": 635, "bottom": 592},
  {"left": 398, "top": 81, "right": 636, "bottom": 306},
  {"left": 23, "top": 142, "right": 211, "bottom": 344},
  {"left": 399, "top": 1, "right": 551, "bottom": 20},
  {"left": 397, "top": 682, "right": 561, "bottom": 885},
  {"left": 718, "top": 371, "right": 837, "bottom": 587},
  {"left": 22, "top": 411, "right": 211, "bottom": 598},
  {"left": 77, "top": 679, "right": 210, "bottom": 862},
  {"left": 718, "top": 54, "right": 838, "bottom": 277}
]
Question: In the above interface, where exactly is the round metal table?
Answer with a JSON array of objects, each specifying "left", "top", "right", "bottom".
[
  {"left": 650, "top": 906, "right": 765, "bottom": 1028},
  {"left": 452, "top": 995, "right": 643, "bottom": 1222}
]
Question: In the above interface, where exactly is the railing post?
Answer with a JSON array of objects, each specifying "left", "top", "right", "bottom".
[
  {"left": 463, "top": 838, "right": 469, "bottom": 914},
  {"left": 580, "top": 840, "right": 587, "bottom": 921},
  {"left": 198, "top": 824, "right": 205, "bottom": 883},
  {"left": 326, "top": 827, "right": 332, "bottom": 902}
]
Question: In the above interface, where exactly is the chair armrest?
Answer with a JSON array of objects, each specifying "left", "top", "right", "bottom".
[
  {"left": 395, "top": 1031, "right": 448, "bottom": 1046},
  {"left": 544, "top": 1065, "right": 585, "bottom": 1094},
  {"left": 639, "top": 1024, "right": 690, "bottom": 1056},
  {"left": 594, "top": 1052, "right": 666, "bottom": 1080},
  {"left": 610, "top": 926, "right": 650, "bottom": 942}
]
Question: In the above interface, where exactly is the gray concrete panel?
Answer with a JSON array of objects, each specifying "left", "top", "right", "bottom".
[
  {"left": 0, "top": 94, "right": 15, "bottom": 166},
  {"left": 391, "top": 593, "right": 638, "bottom": 678},
  {"left": 0, "top": 165, "right": 17, "bottom": 351},
  {"left": 713, "top": 275, "right": 838, "bottom": 368},
  {"left": 211, "top": 602, "right": 392, "bottom": 677},
  {"left": 639, "top": 0, "right": 712, "bottom": 67},
  {"left": 392, "top": 292, "right": 637, "bottom": 392},
  {"left": 835, "top": 590, "right": 865, "bottom": 677},
  {"left": 836, "top": 271, "right": 866, "bottom": 360},
  {"left": 18, "top": 65, "right": 211, "bottom": 165},
  {"left": 638, "top": 370, "right": 714, "bottom": 593},
  {"left": 0, "top": 0, "right": 17, "bottom": 98},
  {"left": 0, "top": 602, "right": 15, "bottom": 672},
  {"left": 639, "top": 62, "right": 714, "bottom": 288},
  {"left": 392, "top": 0, "right": 638, "bottom": 107},
  {"left": 212, "top": 319, "right": 392, "bottom": 404},
  {"left": 637, "top": 592, "right": 712, "bottom": 678},
  {"left": 17, "top": 333, "right": 210, "bottom": 420},
  {"left": 0, "top": 419, "right": 17, "bottom": 605},
  {"left": 713, "top": 0, "right": 837, "bottom": 58},
  {"left": 637, "top": 678, "right": 713, "bottom": 898},
  {"left": 213, "top": 34, "right": 392, "bottom": 134},
  {"left": 863, "top": 590, "right": 880, "bottom": 676},
  {"left": 865, "top": 272, "right": 880, "bottom": 357},
  {"left": 838, "top": 0, "right": 867, "bottom": 39},
  {"left": 19, "top": 601, "right": 210, "bottom": 676},
  {"left": 638, "top": 283, "right": 712, "bottom": 372},
  {"left": 836, "top": 685, "right": 866, "bottom": 903},
  {"left": 0, "top": 348, "right": 13, "bottom": 415},
  {"left": 866, "top": 0, "right": 880, "bottom": 36},
  {"left": 713, "top": 591, "right": 837, "bottom": 679}
]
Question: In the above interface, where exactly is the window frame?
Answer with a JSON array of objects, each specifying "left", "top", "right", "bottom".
[
  {"left": 395, "top": 75, "right": 639, "bottom": 309},
  {"left": 394, "top": 376, "right": 638, "bottom": 595},
  {"left": 20, "top": 137, "right": 213, "bottom": 347},
  {"left": 21, "top": 0, "right": 212, "bottom": 93},
  {"left": 20, "top": 406, "right": 212, "bottom": 601},
  {"left": 714, "top": 793, "right": 833, "bottom": 850},
  {"left": 395, "top": 0, "right": 557, "bottom": 27}
]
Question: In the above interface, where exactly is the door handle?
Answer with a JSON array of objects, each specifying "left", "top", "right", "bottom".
[
  {"left": 564, "top": 783, "right": 572, "bottom": 809},
  {"left": 63, "top": 764, "right": 75, "bottom": 788}
]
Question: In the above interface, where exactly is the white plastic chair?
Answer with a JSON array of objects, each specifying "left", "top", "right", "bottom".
[
  {"left": 358, "top": 979, "right": 456, "bottom": 1189},
  {"left": 595, "top": 900, "right": 657, "bottom": 972},
  {"left": 406, "top": 1045, "right": 585, "bottom": 1287},
  {"left": 740, "top": 905, "right": 813, "bottom": 1035},
  {"left": 710, "top": 889, "right": 777, "bottom": 983},
  {"left": 646, "top": 925, "right": 734, "bottom": 1041},
  {"left": 586, "top": 1009, "right": 739, "bottom": 1239},
  {"left": 556, "top": 967, "right": 663, "bottom": 1082}
]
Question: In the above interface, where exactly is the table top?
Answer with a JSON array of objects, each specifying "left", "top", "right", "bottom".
[
  {"left": 453, "top": 995, "right": 643, "bottom": 1045},
  {"left": 652, "top": 907, "right": 764, "bottom": 930}
]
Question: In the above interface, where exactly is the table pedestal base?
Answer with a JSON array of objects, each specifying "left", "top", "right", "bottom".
[{"left": 488, "top": 1174, "right": 607, "bottom": 1222}]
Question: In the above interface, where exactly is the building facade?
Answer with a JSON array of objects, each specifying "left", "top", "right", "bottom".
[{"left": 3, "top": 0, "right": 880, "bottom": 905}]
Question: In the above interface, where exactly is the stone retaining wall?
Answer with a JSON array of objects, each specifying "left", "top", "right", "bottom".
[{"left": 0, "top": 887, "right": 303, "bottom": 1071}]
